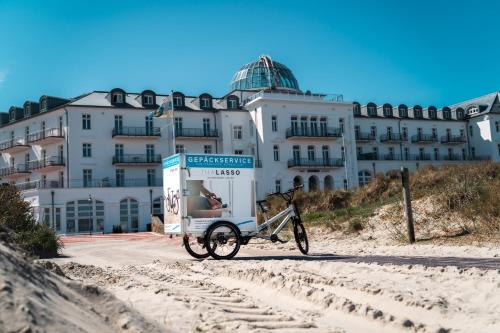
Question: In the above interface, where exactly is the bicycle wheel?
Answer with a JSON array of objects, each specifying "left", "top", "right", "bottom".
[
  {"left": 205, "top": 221, "right": 241, "bottom": 260},
  {"left": 293, "top": 219, "right": 309, "bottom": 255},
  {"left": 166, "top": 198, "right": 171, "bottom": 213},
  {"left": 183, "top": 235, "right": 210, "bottom": 259}
]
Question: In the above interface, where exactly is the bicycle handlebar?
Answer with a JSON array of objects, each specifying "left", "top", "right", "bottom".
[{"left": 265, "top": 185, "right": 303, "bottom": 202}]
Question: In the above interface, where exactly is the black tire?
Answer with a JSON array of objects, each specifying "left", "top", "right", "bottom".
[
  {"left": 204, "top": 221, "right": 241, "bottom": 260},
  {"left": 293, "top": 220, "right": 309, "bottom": 255},
  {"left": 183, "top": 235, "right": 210, "bottom": 259}
]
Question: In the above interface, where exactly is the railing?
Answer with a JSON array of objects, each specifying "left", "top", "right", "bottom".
[
  {"left": 380, "top": 133, "right": 405, "bottom": 142},
  {"left": 174, "top": 128, "right": 219, "bottom": 138},
  {"left": 69, "top": 178, "right": 163, "bottom": 188},
  {"left": 411, "top": 134, "right": 438, "bottom": 143},
  {"left": 0, "top": 164, "right": 30, "bottom": 177},
  {"left": 440, "top": 135, "right": 466, "bottom": 144},
  {"left": 254, "top": 160, "right": 262, "bottom": 168},
  {"left": 411, "top": 153, "right": 432, "bottom": 161},
  {"left": 244, "top": 90, "right": 344, "bottom": 105},
  {"left": 27, "top": 156, "right": 65, "bottom": 170},
  {"left": 355, "top": 132, "right": 376, "bottom": 141},
  {"left": 469, "top": 155, "right": 491, "bottom": 161},
  {"left": 442, "top": 154, "right": 462, "bottom": 161},
  {"left": 383, "top": 154, "right": 402, "bottom": 161},
  {"left": 357, "top": 152, "right": 379, "bottom": 160},
  {"left": 112, "top": 127, "right": 160, "bottom": 137},
  {"left": 15, "top": 180, "right": 63, "bottom": 191},
  {"left": 287, "top": 158, "right": 343, "bottom": 168},
  {"left": 0, "top": 138, "right": 29, "bottom": 151},
  {"left": 112, "top": 154, "right": 162, "bottom": 164},
  {"left": 285, "top": 127, "right": 341, "bottom": 138},
  {"left": 26, "top": 128, "right": 64, "bottom": 143}
]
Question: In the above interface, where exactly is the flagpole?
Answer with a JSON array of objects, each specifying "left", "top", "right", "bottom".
[{"left": 171, "top": 90, "right": 176, "bottom": 156}]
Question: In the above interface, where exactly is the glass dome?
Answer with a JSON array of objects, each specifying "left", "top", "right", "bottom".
[{"left": 230, "top": 55, "right": 300, "bottom": 92}]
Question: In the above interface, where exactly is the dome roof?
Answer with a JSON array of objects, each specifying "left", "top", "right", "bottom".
[{"left": 230, "top": 55, "right": 300, "bottom": 92}]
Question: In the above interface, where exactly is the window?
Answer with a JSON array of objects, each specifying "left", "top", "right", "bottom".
[
  {"left": 432, "top": 128, "right": 437, "bottom": 139},
  {"left": 233, "top": 126, "right": 242, "bottom": 140},
  {"left": 471, "top": 147, "right": 476, "bottom": 158},
  {"left": 428, "top": 107, "right": 437, "bottom": 119},
  {"left": 434, "top": 148, "right": 439, "bottom": 160},
  {"left": 120, "top": 198, "right": 139, "bottom": 232},
  {"left": 370, "top": 126, "right": 377, "bottom": 137},
  {"left": 58, "top": 116, "right": 63, "bottom": 133},
  {"left": 203, "top": 118, "right": 211, "bottom": 136},
  {"left": 469, "top": 125, "right": 473, "bottom": 137},
  {"left": 152, "top": 197, "right": 163, "bottom": 215},
  {"left": 59, "top": 171, "right": 64, "bottom": 188},
  {"left": 114, "top": 115, "right": 123, "bottom": 132},
  {"left": 234, "top": 150, "right": 243, "bottom": 155},
  {"left": 275, "top": 180, "right": 281, "bottom": 193},
  {"left": 414, "top": 106, "right": 423, "bottom": 118},
  {"left": 372, "top": 147, "right": 378, "bottom": 159},
  {"left": 356, "top": 147, "right": 362, "bottom": 158},
  {"left": 82, "top": 114, "right": 91, "bottom": 130},
  {"left": 353, "top": 103, "right": 361, "bottom": 115},
  {"left": 310, "top": 117, "right": 318, "bottom": 136},
  {"left": 55, "top": 207, "right": 61, "bottom": 231},
  {"left": 82, "top": 143, "right": 92, "bottom": 157},
  {"left": 341, "top": 146, "right": 345, "bottom": 161},
  {"left": 273, "top": 145, "right": 279, "bottom": 161},
  {"left": 399, "top": 105, "right": 408, "bottom": 118},
  {"left": 228, "top": 98, "right": 237, "bottom": 109},
  {"left": 42, "top": 207, "right": 50, "bottom": 226},
  {"left": 173, "top": 96, "right": 183, "bottom": 108},
  {"left": 358, "top": 170, "right": 372, "bottom": 186},
  {"left": 200, "top": 98, "right": 210, "bottom": 108},
  {"left": 404, "top": 147, "right": 410, "bottom": 160},
  {"left": 146, "top": 144, "right": 155, "bottom": 162},
  {"left": 443, "top": 107, "right": 451, "bottom": 120},
  {"left": 460, "top": 129, "right": 465, "bottom": 137},
  {"left": 496, "top": 121, "right": 499, "bottom": 132},
  {"left": 115, "top": 144, "right": 124, "bottom": 161},
  {"left": 271, "top": 116, "right": 278, "bottom": 132},
  {"left": 388, "top": 147, "right": 394, "bottom": 157},
  {"left": 204, "top": 145, "right": 212, "bottom": 154},
  {"left": 174, "top": 117, "right": 183, "bottom": 134},
  {"left": 144, "top": 95, "right": 154, "bottom": 106},
  {"left": 419, "top": 148, "right": 425, "bottom": 159},
  {"left": 383, "top": 104, "right": 393, "bottom": 117},
  {"left": 456, "top": 108, "right": 465, "bottom": 120},
  {"left": 339, "top": 118, "right": 344, "bottom": 133},
  {"left": 322, "top": 146, "right": 329, "bottom": 161},
  {"left": 112, "top": 93, "right": 123, "bottom": 104},
  {"left": 300, "top": 116, "right": 308, "bottom": 135},
  {"left": 462, "top": 148, "right": 467, "bottom": 160},
  {"left": 175, "top": 144, "right": 184, "bottom": 154},
  {"left": 367, "top": 103, "right": 377, "bottom": 116},
  {"left": 116, "top": 169, "right": 125, "bottom": 187},
  {"left": 83, "top": 169, "right": 92, "bottom": 187},
  {"left": 320, "top": 117, "right": 327, "bottom": 135},
  {"left": 293, "top": 145, "right": 300, "bottom": 161},
  {"left": 147, "top": 169, "right": 156, "bottom": 186},
  {"left": 145, "top": 115, "right": 153, "bottom": 134},
  {"left": 291, "top": 116, "right": 298, "bottom": 133},
  {"left": 402, "top": 127, "right": 408, "bottom": 140},
  {"left": 307, "top": 146, "right": 315, "bottom": 160},
  {"left": 448, "top": 148, "right": 453, "bottom": 159}
]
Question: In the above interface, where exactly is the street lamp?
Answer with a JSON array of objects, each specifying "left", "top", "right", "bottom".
[{"left": 88, "top": 194, "right": 92, "bottom": 236}]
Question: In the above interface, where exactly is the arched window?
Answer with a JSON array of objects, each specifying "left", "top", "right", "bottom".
[
  {"left": 442, "top": 107, "right": 451, "bottom": 120},
  {"left": 141, "top": 90, "right": 156, "bottom": 108},
  {"left": 398, "top": 104, "right": 408, "bottom": 118},
  {"left": 456, "top": 107, "right": 465, "bottom": 120},
  {"left": 172, "top": 92, "right": 185, "bottom": 108},
  {"left": 324, "top": 175, "right": 334, "bottom": 191},
  {"left": 152, "top": 197, "right": 163, "bottom": 215},
  {"left": 382, "top": 103, "right": 393, "bottom": 117},
  {"left": 367, "top": 102, "right": 377, "bottom": 116},
  {"left": 120, "top": 198, "right": 139, "bottom": 232},
  {"left": 199, "top": 93, "right": 212, "bottom": 109},
  {"left": 308, "top": 175, "right": 319, "bottom": 192},
  {"left": 66, "top": 199, "right": 104, "bottom": 233},
  {"left": 293, "top": 176, "right": 303, "bottom": 187},
  {"left": 110, "top": 88, "right": 126, "bottom": 105},
  {"left": 353, "top": 102, "right": 361, "bottom": 116},
  {"left": 428, "top": 106, "right": 437, "bottom": 119},
  {"left": 413, "top": 105, "right": 423, "bottom": 118},
  {"left": 358, "top": 170, "right": 372, "bottom": 186}
]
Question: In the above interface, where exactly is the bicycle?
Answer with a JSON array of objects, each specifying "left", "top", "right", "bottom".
[
  {"left": 165, "top": 188, "right": 180, "bottom": 215},
  {"left": 202, "top": 185, "right": 308, "bottom": 260}
]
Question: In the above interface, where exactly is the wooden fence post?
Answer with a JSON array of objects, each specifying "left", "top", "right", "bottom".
[{"left": 401, "top": 167, "right": 416, "bottom": 243}]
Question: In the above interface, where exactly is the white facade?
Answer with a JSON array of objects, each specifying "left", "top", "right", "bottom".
[{"left": 1, "top": 58, "right": 499, "bottom": 234}]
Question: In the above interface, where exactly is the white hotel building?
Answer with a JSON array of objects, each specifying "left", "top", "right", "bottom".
[{"left": 0, "top": 56, "right": 499, "bottom": 234}]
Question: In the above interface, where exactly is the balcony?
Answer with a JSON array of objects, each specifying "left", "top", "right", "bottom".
[
  {"left": 441, "top": 154, "right": 463, "bottom": 161},
  {"left": 382, "top": 154, "right": 402, "bottom": 161},
  {"left": 28, "top": 156, "right": 65, "bottom": 172},
  {"left": 287, "top": 158, "right": 343, "bottom": 169},
  {"left": 0, "top": 139, "right": 30, "bottom": 153},
  {"left": 411, "top": 134, "right": 438, "bottom": 144},
  {"left": 409, "top": 153, "right": 432, "bottom": 161},
  {"left": 15, "top": 179, "right": 63, "bottom": 191},
  {"left": 357, "top": 152, "right": 379, "bottom": 160},
  {"left": 0, "top": 164, "right": 30, "bottom": 178},
  {"left": 355, "top": 132, "right": 376, "bottom": 142},
  {"left": 68, "top": 178, "right": 163, "bottom": 188},
  {"left": 440, "top": 135, "right": 466, "bottom": 144},
  {"left": 174, "top": 128, "right": 219, "bottom": 138},
  {"left": 27, "top": 128, "right": 64, "bottom": 145},
  {"left": 380, "top": 133, "right": 405, "bottom": 143},
  {"left": 112, "top": 127, "right": 161, "bottom": 138},
  {"left": 112, "top": 154, "right": 162, "bottom": 166},
  {"left": 285, "top": 127, "right": 341, "bottom": 139}
]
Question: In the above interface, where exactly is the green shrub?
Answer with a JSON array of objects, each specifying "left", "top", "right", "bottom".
[{"left": 0, "top": 184, "right": 62, "bottom": 257}]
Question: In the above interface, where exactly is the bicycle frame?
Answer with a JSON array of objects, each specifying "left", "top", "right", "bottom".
[{"left": 249, "top": 204, "right": 296, "bottom": 240}]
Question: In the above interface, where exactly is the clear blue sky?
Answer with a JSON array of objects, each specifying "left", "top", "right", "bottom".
[{"left": 0, "top": 0, "right": 499, "bottom": 110}]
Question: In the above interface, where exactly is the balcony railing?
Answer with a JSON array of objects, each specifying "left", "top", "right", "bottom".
[
  {"left": 174, "top": 128, "right": 219, "bottom": 138},
  {"left": 26, "top": 128, "right": 64, "bottom": 144},
  {"left": 355, "top": 132, "right": 376, "bottom": 141},
  {"left": 112, "top": 127, "right": 161, "bottom": 137},
  {"left": 15, "top": 180, "right": 63, "bottom": 191},
  {"left": 0, "top": 164, "right": 30, "bottom": 177},
  {"left": 112, "top": 154, "right": 162, "bottom": 165},
  {"left": 27, "top": 156, "right": 65, "bottom": 171},
  {"left": 285, "top": 127, "right": 341, "bottom": 139},
  {"left": 357, "top": 152, "right": 379, "bottom": 160},
  {"left": 0, "top": 139, "right": 30, "bottom": 152},
  {"left": 441, "top": 154, "right": 462, "bottom": 161},
  {"left": 440, "top": 135, "right": 466, "bottom": 144},
  {"left": 411, "top": 134, "right": 438, "bottom": 143},
  {"left": 380, "top": 133, "right": 405, "bottom": 142},
  {"left": 69, "top": 178, "right": 163, "bottom": 188},
  {"left": 383, "top": 154, "right": 402, "bottom": 161},
  {"left": 287, "top": 158, "right": 343, "bottom": 168}
]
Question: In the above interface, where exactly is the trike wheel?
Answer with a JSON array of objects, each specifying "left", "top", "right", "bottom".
[
  {"left": 204, "top": 221, "right": 241, "bottom": 260},
  {"left": 293, "top": 219, "right": 309, "bottom": 255},
  {"left": 183, "top": 235, "right": 210, "bottom": 259}
]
